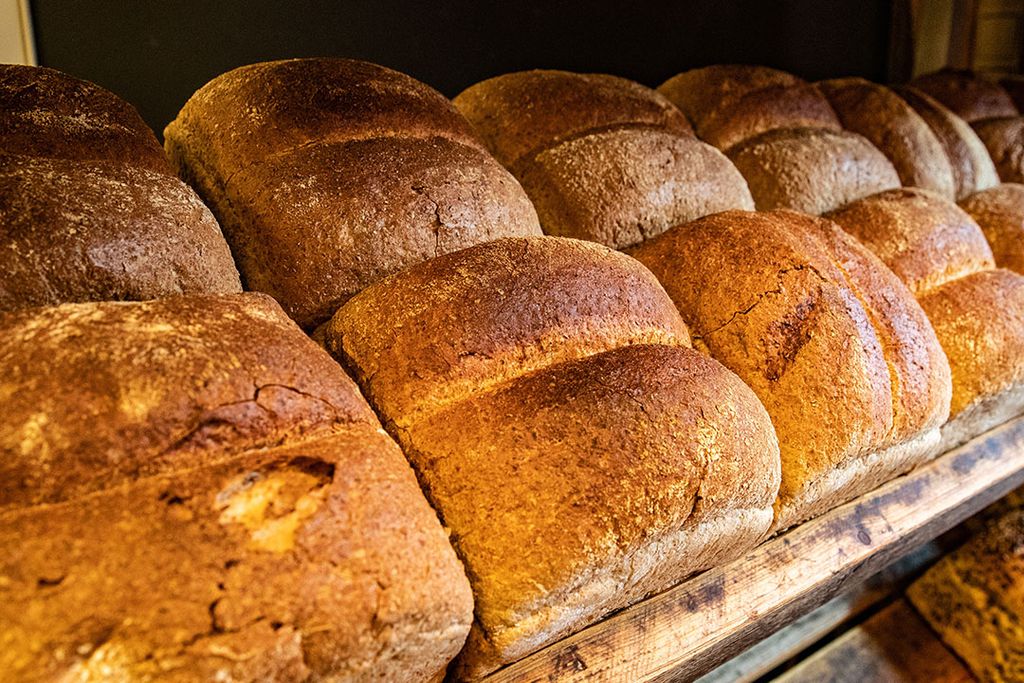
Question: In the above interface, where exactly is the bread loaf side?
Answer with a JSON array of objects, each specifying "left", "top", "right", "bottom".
[
  {"left": 960, "top": 183, "right": 1024, "bottom": 274},
  {"left": 910, "top": 69, "right": 1019, "bottom": 122},
  {"left": 972, "top": 116, "right": 1024, "bottom": 183}
]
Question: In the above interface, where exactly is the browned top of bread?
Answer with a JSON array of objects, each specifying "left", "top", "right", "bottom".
[
  {"left": 960, "top": 183, "right": 1024, "bottom": 274},
  {"left": 972, "top": 116, "right": 1024, "bottom": 183},
  {"left": 826, "top": 187, "right": 995, "bottom": 296},
  {"left": 514, "top": 127, "right": 753, "bottom": 249},
  {"left": 897, "top": 86, "right": 1000, "bottom": 200},
  {"left": 0, "top": 64, "right": 168, "bottom": 172},
  {"left": 0, "top": 155, "right": 241, "bottom": 312},
  {"left": 0, "top": 293, "right": 375, "bottom": 510},
  {"left": 727, "top": 127, "right": 901, "bottom": 214},
  {"left": 632, "top": 209, "right": 951, "bottom": 528},
  {"left": 166, "top": 58, "right": 483, "bottom": 179},
  {"left": 820, "top": 78, "right": 955, "bottom": 198},
  {"left": 910, "top": 69, "right": 1019, "bottom": 122},
  {"left": 453, "top": 69, "right": 693, "bottom": 167},
  {"left": 659, "top": 65, "right": 841, "bottom": 150},
  {"left": 324, "top": 236, "right": 691, "bottom": 427}
]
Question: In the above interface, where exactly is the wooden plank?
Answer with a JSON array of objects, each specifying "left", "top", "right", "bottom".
[
  {"left": 479, "top": 416, "right": 1024, "bottom": 683},
  {"left": 773, "top": 599, "right": 974, "bottom": 683}
]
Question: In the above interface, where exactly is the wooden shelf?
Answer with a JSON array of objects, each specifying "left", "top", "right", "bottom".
[{"left": 480, "top": 416, "right": 1024, "bottom": 683}]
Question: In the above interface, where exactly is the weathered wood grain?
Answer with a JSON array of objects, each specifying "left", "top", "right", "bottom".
[{"left": 478, "top": 416, "right": 1024, "bottom": 683}]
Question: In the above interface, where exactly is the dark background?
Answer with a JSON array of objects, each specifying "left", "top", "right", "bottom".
[{"left": 31, "top": 1, "right": 896, "bottom": 135}]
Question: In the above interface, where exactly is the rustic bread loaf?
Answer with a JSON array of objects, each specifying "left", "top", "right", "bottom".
[
  {"left": 819, "top": 78, "right": 956, "bottom": 198},
  {"left": 0, "top": 65, "right": 241, "bottom": 310},
  {"left": 657, "top": 65, "right": 842, "bottom": 151},
  {"left": 907, "top": 508, "right": 1024, "bottom": 682},
  {"left": 453, "top": 70, "right": 752, "bottom": 249},
  {"left": 165, "top": 58, "right": 541, "bottom": 329},
  {"left": 972, "top": 116, "right": 1024, "bottom": 183},
  {"left": 0, "top": 293, "right": 473, "bottom": 681},
  {"left": 727, "top": 127, "right": 901, "bottom": 214},
  {"left": 897, "top": 86, "right": 1000, "bottom": 200},
  {"left": 960, "top": 183, "right": 1024, "bottom": 274},
  {"left": 321, "top": 236, "right": 782, "bottom": 677},
  {"left": 910, "top": 69, "right": 1019, "bottom": 122},
  {"left": 1002, "top": 75, "right": 1024, "bottom": 111},
  {"left": 632, "top": 210, "right": 951, "bottom": 531},
  {"left": 828, "top": 188, "right": 1024, "bottom": 451}
]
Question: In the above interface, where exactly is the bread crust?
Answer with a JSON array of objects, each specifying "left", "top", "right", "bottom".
[
  {"left": 658, "top": 65, "right": 841, "bottom": 151},
  {"left": 960, "top": 183, "right": 1024, "bottom": 274},
  {"left": 897, "top": 86, "right": 1000, "bottom": 200},
  {"left": 910, "top": 69, "right": 1019, "bottom": 122},
  {"left": 972, "top": 116, "right": 1024, "bottom": 183},
  {"left": 820, "top": 78, "right": 956, "bottom": 198},
  {"left": 632, "top": 210, "right": 951, "bottom": 531},
  {"left": 453, "top": 69, "right": 693, "bottom": 168},
  {"left": 727, "top": 127, "right": 901, "bottom": 214},
  {"left": 0, "top": 155, "right": 241, "bottom": 312}
]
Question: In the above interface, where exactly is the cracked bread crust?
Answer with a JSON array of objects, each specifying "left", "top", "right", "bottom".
[
  {"left": 632, "top": 210, "right": 951, "bottom": 531},
  {"left": 657, "top": 65, "right": 841, "bottom": 151},
  {"left": 727, "top": 127, "right": 901, "bottom": 214},
  {"left": 960, "top": 183, "right": 1024, "bottom": 274},
  {"left": 0, "top": 155, "right": 241, "bottom": 312},
  {"left": 0, "top": 293, "right": 474, "bottom": 681},
  {"left": 453, "top": 69, "right": 693, "bottom": 168},
  {"left": 323, "top": 235, "right": 781, "bottom": 676},
  {"left": 165, "top": 58, "right": 541, "bottom": 329},
  {"left": 819, "top": 78, "right": 956, "bottom": 198},
  {"left": 0, "top": 64, "right": 168, "bottom": 173}
]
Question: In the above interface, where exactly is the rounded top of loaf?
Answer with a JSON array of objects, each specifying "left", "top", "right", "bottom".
[
  {"left": 658, "top": 65, "right": 840, "bottom": 150},
  {"left": 897, "top": 86, "right": 1000, "bottom": 200},
  {"left": 165, "top": 58, "right": 484, "bottom": 177},
  {"left": 959, "top": 182, "right": 1024, "bottom": 274},
  {"left": 453, "top": 69, "right": 693, "bottom": 167},
  {"left": 826, "top": 187, "right": 995, "bottom": 296},
  {"left": 727, "top": 127, "right": 901, "bottom": 214},
  {"left": 819, "top": 78, "right": 955, "bottom": 198},
  {"left": 910, "top": 69, "right": 1019, "bottom": 122},
  {"left": 0, "top": 64, "right": 167, "bottom": 172},
  {"left": 0, "top": 293, "right": 377, "bottom": 510},
  {"left": 324, "top": 236, "right": 690, "bottom": 427},
  {"left": 971, "top": 116, "right": 1024, "bottom": 183}
]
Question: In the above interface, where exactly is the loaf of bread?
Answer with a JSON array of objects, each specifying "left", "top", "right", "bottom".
[
  {"left": 971, "top": 116, "right": 1024, "bottom": 183},
  {"left": 657, "top": 65, "right": 842, "bottom": 151},
  {"left": 960, "top": 183, "right": 1024, "bottom": 274},
  {"left": 897, "top": 86, "right": 1000, "bottom": 200},
  {"left": 165, "top": 58, "right": 541, "bottom": 329},
  {"left": 321, "top": 236, "right": 782, "bottom": 677},
  {"left": 727, "top": 127, "right": 901, "bottom": 214},
  {"left": 454, "top": 70, "right": 753, "bottom": 249},
  {"left": 828, "top": 188, "right": 1024, "bottom": 451},
  {"left": 910, "top": 69, "right": 1019, "bottom": 122},
  {"left": 632, "top": 210, "right": 951, "bottom": 531},
  {"left": 0, "top": 294, "right": 473, "bottom": 681},
  {"left": 1002, "top": 75, "right": 1024, "bottom": 111},
  {"left": 907, "top": 508, "right": 1024, "bottom": 682},
  {"left": 0, "top": 65, "right": 241, "bottom": 310},
  {"left": 819, "top": 78, "right": 956, "bottom": 198}
]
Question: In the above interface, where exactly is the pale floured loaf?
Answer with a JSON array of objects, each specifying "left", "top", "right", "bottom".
[
  {"left": 165, "top": 58, "right": 542, "bottom": 329},
  {"left": 321, "top": 236, "right": 782, "bottom": 677},
  {"left": 960, "top": 183, "right": 1024, "bottom": 274},
  {"left": 632, "top": 210, "right": 951, "bottom": 531},
  {"left": 0, "top": 293, "right": 473, "bottom": 681}
]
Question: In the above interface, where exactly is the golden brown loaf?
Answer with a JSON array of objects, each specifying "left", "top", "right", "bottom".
[
  {"left": 897, "top": 86, "right": 1000, "bottom": 200},
  {"left": 165, "top": 58, "right": 541, "bottom": 329},
  {"left": 910, "top": 69, "right": 1019, "bottom": 122},
  {"left": 828, "top": 188, "right": 1024, "bottom": 451},
  {"left": 632, "top": 210, "right": 951, "bottom": 531},
  {"left": 908, "top": 508, "right": 1024, "bottom": 682},
  {"left": 0, "top": 65, "right": 241, "bottom": 310},
  {"left": 819, "top": 78, "right": 956, "bottom": 198},
  {"left": 971, "top": 116, "right": 1024, "bottom": 183},
  {"left": 0, "top": 293, "right": 473, "bottom": 681},
  {"left": 322, "top": 236, "right": 782, "bottom": 677},
  {"left": 960, "top": 183, "right": 1024, "bottom": 274},
  {"left": 657, "top": 65, "right": 842, "bottom": 151},
  {"left": 727, "top": 127, "right": 901, "bottom": 214},
  {"left": 454, "top": 70, "right": 753, "bottom": 250}
]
